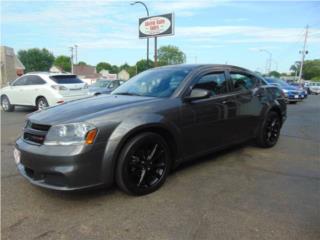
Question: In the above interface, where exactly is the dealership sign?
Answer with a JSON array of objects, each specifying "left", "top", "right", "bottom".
[{"left": 139, "top": 13, "right": 174, "bottom": 39}]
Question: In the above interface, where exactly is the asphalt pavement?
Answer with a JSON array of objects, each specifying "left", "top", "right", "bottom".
[{"left": 1, "top": 96, "right": 320, "bottom": 240}]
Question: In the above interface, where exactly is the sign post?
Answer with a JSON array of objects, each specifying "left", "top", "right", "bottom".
[{"left": 139, "top": 13, "right": 174, "bottom": 67}]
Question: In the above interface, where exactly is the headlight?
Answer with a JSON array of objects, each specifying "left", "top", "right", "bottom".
[{"left": 44, "top": 122, "right": 97, "bottom": 146}]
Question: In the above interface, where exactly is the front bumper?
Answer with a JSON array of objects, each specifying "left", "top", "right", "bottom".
[{"left": 15, "top": 138, "right": 107, "bottom": 191}]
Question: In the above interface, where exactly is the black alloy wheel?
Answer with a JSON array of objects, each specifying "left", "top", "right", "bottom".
[
  {"left": 256, "top": 111, "right": 281, "bottom": 148},
  {"left": 116, "top": 132, "right": 171, "bottom": 195}
]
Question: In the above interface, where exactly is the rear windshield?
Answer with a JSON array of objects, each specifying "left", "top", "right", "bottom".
[{"left": 50, "top": 75, "right": 83, "bottom": 84}]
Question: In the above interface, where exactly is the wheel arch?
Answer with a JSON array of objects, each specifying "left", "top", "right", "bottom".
[
  {"left": 35, "top": 95, "right": 46, "bottom": 105},
  {"left": 100, "top": 119, "right": 182, "bottom": 187}
]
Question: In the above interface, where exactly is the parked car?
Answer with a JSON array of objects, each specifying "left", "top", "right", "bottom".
[
  {"left": 289, "top": 82, "right": 308, "bottom": 97},
  {"left": 88, "top": 79, "right": 124, "bottom": 96},
  {"left": 14, "top": 64, "right": 287, "bottom": 195},
  {"left": 264, "top": 77, "right": 306, "bottom": 103},
  {"left": 1, "top": 72, "right": 89, "bottom": 111},
  {"left": 308, "top": 82, "right": 320, "bottom": 95}
]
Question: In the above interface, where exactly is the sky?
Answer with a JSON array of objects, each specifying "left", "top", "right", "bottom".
[{"left": 1, "top": 0, "right": 320, "bottom": 73}]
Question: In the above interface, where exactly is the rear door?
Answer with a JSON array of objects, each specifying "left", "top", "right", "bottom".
[{"left": 180, "top": 70, "right": 237, "bottom": 157}]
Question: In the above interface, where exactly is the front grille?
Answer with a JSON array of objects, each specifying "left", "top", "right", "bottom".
[
  {"left": 31, "top": 123, "right": 51, "bottom": 131},
  {"left": 24, "top": 132, "right": 46, "bottom": 144},
  {"left": 23, "top": 121, "right": 50, "bottom": 145}
]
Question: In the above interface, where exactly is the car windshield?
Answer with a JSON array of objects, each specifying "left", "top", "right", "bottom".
[
  {"left": 50, "top": 75, "right": 83, "bottom": 84},
  {"left": 91, "top": 80, "right": 111, "bottom": 88},
  {"left": 112, "top": 67, "right": 192, "bottom": 98},
  {"left": 265, "top": 78, "right": 289, "bottom": 88}
]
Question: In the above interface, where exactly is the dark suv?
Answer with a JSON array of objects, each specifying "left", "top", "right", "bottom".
[{"left": 14, "top": 64, "right": 286, "bottom": 195}]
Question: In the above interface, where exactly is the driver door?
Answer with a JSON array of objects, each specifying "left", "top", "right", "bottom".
[
  {"left": 180, "top": 71, "right": 236, "bottom": 158},
  {"left": 7, "top": 76, "right": 28, "bottom": 105}
]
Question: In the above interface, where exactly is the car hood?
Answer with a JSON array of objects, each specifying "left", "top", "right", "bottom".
[
  {"left": 28, "top": 95, "right": 159, "bottom": 125},
  {"left": 88, "top": 87, "right": 109, "bottom": 92},
  {"left": 283, "top": 86, "right": 299, "bottom": 91}
]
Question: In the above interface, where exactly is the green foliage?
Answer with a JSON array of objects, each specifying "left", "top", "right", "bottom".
[
  {"left": 96, "top": 62, "right": 112, "bottom": 73},
  {"left": 311, "top": 76, "right": 320, "bottom": 81},
  {"left": 157, "top": 45, "right": 186, "bottom": 66},
  {"left": 110, "top": 65, "right": 119, "bottom": 74},
  {"left": 127, "top": 66, "right": 137, "bottom": 78},
  {"left": 302, "top": 59, "right": 320, "bottom": 80},
  {"left": 136, "top": 59, "right": 154, "bottom": 73},
  {"left": 269, "top": 71, "right": 281, "bottom": 78},
  {"left": 78, "top": 61, "right": 87, "bottom": 66},
  {"left": 18, "top": 48, "right": 55, "bottom": 73},
  {"left": 54, "top": 55, "right": 71, "bottom": 72}
]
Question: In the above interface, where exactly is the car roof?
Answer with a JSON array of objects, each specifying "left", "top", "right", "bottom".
[
  {"left": 24, "top": 72, "right": 76, "bottom": 77},
  {"left": 155, "top": 64, "right": 251, "bottom": 72}
]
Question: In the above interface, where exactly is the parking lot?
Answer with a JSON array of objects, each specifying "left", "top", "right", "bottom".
[{"left": 1, "top": 96, "right": 320, "bottom": 240}]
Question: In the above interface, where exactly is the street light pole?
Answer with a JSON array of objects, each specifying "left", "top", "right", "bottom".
[
  {"left": 74, "top": 44, "right": 78, "bottom": 64},
  {"left": 259, "top": 49, "right": 272, "bottom": 75},
  {"left": 130, "top": 1, "right": 149, "bottom": 65},
  {"left": 69, "top": 46, "right": 74, "bottom": 74}
]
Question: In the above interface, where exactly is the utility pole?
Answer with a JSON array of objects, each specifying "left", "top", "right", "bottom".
[
  {"left": 154, "top": 37, "right": 158, "bottom": 66},
  {"left": 69, "top": 46, "right": 74, "bottom": 74},
  {"left": 298, "top": 25, "right": 309, "bottom": 83},
  {"left": 259, "top": 49, "right": 272, "bottom": 75},
  {"left": 74, "top": 44, "right": 78, "bottom": 64}
]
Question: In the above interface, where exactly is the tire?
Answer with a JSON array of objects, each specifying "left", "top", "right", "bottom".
[
  {"left": 116, "top": 132, "right": 172, "bottom": 196},
  {"left": 36, "top": 97, "right": 49, "bottom": 110},
  {"left": 1, "top": 95, "right": 15, "bottom": 112},
  {"left": 256, "top": 111, "right": 281, "bottom": 148}
]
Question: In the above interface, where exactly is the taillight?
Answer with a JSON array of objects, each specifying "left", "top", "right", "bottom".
[{"left": 51, "top": 85, "right": 68, "bottom": 91}]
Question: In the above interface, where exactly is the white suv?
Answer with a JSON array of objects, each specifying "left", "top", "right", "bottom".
[{"left": 0, "top": 72, "right": 89, "bottom": 112}]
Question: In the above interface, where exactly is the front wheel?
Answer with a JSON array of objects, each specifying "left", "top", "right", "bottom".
[
  {"left": 36, "top": 97, "right": 49, "bottom": 110},
  {"left": 256, "top": 111, "right": 281, "bottom": 148},
  {"left": 1, "top": 96, "right": 15, "bottom": 112},
  {"left": 116, "top": 132, "right": 171, "bottom": 195}
]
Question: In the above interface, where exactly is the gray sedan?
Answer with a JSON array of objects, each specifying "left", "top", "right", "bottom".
[{"left": 88, "top": 79, "right": 124, "bottom": 96}]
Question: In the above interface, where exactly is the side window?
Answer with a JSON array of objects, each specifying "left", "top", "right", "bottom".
[
  {"left": 12, "top": 76, "right": 27, "bottom": 86},
  {"left": 109, "top": 81, "right": 115, "bottom": 89},
  {"left": 193, "top": 72, "right": 228, "bottom": 96},
  {"left": 230, "top": 73, "right": 256, "bottom": 91},
  {"left": 28, "top": 75, "right": 46, "bottom": 85}
]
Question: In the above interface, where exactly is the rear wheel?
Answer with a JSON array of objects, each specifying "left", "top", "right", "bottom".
[
  {"left": 116, "top": 132, "right": 171, "bottom": 195},
  {"left": 256, "top": 111, "right": 281, "bottom": 148},
  {"left": 36, "top": 97, "right": 49, "bottom": 110},
  {"left": 1, "top": 96, "right": 14, "bottom": 112}
]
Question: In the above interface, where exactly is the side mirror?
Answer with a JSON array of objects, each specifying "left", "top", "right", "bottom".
[{"left": 184, "top": 88, "right": 211, "bottom": 102}]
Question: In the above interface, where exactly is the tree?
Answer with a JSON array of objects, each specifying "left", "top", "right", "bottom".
[
  {"left": 289, "top": 61, "right": 301, "bottom": 76},
  {"left": 54, "top": 55, "right": 71, "bottom": 72},
  {"left": 302, "top": 59, "right": 320, "bottom": 80},
  {"left": 78, "top": 61, "right": 87, "bottom": 66},
  {"left": 157, "top": 45, "right": 186, "bottom": 66},
  {"left": 136, "top": 59, "right": 154, "bottom": 73},
  {"left": 120, "top": 63, "right": 130, "bottom": 70},
  {"left": 110, "top": 65, "right": 119, "bottom": 74},
  {"left": 127, "top": 66, "right": 137, "bottom": 78},
  {"left": 269, "top": 71, "right": 281, "bottom": 78},
  {"left": 96, "top": 62, "right": 112, "bottom": 73},
  {"left": 18, "top": 48, "right": 55, "bottom": 73}
]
